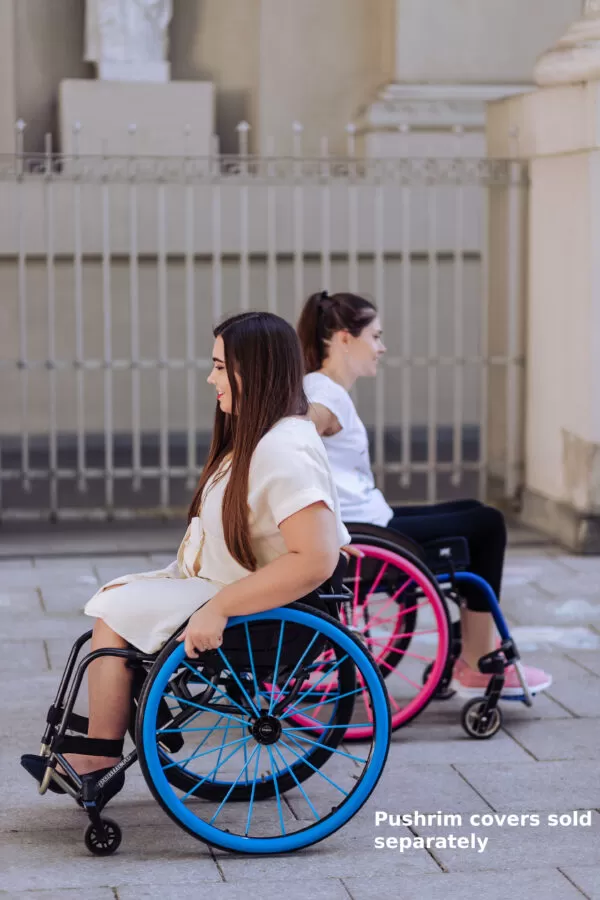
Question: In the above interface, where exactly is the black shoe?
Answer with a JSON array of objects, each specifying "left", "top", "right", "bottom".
[
  {"left": 20, "top": 754, "right": 67, "bottom": 794},
  {"left": 20, "top": 753, "right": 125, "bottom": 808}
]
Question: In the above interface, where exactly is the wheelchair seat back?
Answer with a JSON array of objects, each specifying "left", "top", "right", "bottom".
[{"left": 421, "top": 536, "right": 471, "bottom": 574}]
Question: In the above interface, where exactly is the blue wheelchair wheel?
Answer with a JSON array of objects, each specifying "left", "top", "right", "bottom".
[{"left": 136, "top": 604, "right": 391, "bottom": 854}]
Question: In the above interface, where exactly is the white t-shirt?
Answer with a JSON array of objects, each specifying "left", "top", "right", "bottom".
[{"left": 304, "top": 372, "right": 393, "bottom": 527}]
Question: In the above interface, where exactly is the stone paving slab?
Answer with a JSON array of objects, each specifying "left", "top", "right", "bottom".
[
  {"left": 503, "top": 718, "right": 600, "bottom": 761},
  {"left": 566, "top": 649, "right": 600, "bottom": 677},
  {"left": 527, "top": 651, "right": 600, "bottom": 717},
  {"left": 0, "top": 892, "right": 115, "bottom": 900},
  {"left": 410, "top": 809, "right": 600, "bottom": 873},
  {"left": 0, "top": 826, "right": 221, "bottom": 893},
  {"left": 343, "top": 868, "right": 586, "bottom": 900},
  {"left": 454, "top": 759, "right": 600, "bottom": 812},
  {"left": 562, "top": 865, "right": 600, "bottom": 899},
  {"left": 0, "top": 640, "right": 48, "bottom": 673},
  {"left": 387, "top": 722, "right": 531, "bottom": 764},
  {"left": 118, "top": 881, "right": 350, "bottom": 900}
]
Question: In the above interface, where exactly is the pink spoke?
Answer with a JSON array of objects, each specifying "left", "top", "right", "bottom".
[
  {"left": 364, "top": 577, "right": 414, "bottom": 630},
  {"left": 378, "top": 658, "right": 422, "bottom": 690},
  {"left": 364, "top": 561, "right": 389, "bottom": 604},
  {"left": 370, "top": 598, "right": 430, "bottom": 630},
  {"left": 366, "top": 636, "right": 435, "bottom": 663},
  {"left": 351, "top": 556, "right": 363, "bottom": 629}
]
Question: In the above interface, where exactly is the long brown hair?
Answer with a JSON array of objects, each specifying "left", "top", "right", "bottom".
[
  {"left": 297, "top": 291, "right": 378, "bottom": 373},
  {"left": 188, "top": 311, "right": 308, "bottom": 571}
]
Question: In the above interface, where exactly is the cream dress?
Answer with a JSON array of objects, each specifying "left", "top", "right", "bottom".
[{"left": 84, "top": 417, "right": 350, "bottom": 654}]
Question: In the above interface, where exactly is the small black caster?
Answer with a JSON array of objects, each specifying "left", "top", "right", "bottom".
[
  {"left": 422, "top": 662, "right": 456, "bottom": 701},
  {"left": 461, "top": 697, "right": 503, "bottom": 739},
  {"left": 84, "top": 817, "right": 122, "bottom": 856}
]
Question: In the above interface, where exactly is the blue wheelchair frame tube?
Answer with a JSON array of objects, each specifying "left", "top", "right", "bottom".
[{"left": 451, "top": 572, "right": 511, "bottom": 642}]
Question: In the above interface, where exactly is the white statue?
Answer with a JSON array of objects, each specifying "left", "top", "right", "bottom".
[{"left": 85, "top": 0, "right": 173, "bottom": 83}]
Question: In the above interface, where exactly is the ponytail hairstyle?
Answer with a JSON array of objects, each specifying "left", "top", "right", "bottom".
[
  {"left": 297, "top": 291, "right": 377, "bottom": 373},
  {"left": 188, "top": 311, "right": 308, "bottom": 571}
]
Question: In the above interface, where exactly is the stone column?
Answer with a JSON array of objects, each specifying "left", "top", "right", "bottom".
[
  {"left": 0, "top": 0, "right": 16, "bottom": 155},
  {"left": 487, "top": 1, "right": 600, "bottom": 551}
]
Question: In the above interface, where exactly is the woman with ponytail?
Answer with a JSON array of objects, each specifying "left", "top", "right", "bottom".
[{"left": 297, "top": 291, "right": 552, "bottom": 700}]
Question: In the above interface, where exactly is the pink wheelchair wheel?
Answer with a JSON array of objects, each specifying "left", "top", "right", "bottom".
[{"left": 288, "top": 541, "right": 451, "bottom": 741}]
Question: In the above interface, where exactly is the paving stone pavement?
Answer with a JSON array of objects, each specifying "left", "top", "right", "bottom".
[{"left": 1, "top": 526, "right": 600, "bottom": 898}]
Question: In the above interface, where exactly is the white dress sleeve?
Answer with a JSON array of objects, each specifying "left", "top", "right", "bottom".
[{"left": 250, "top": 435, "right": 338, "bottom": 527}]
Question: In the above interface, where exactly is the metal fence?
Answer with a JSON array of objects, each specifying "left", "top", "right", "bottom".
[{"left": 0, "top": 124, "right": 528, "bottom": 521}]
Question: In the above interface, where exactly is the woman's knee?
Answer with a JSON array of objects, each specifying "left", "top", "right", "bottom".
[
  {"left": 479, "top": 505, "right": 507, "bottom": 545},
  {"left": 91, "top": 617, "right": 128, "bottom": 650}
]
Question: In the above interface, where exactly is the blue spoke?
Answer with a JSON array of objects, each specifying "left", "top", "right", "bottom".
[
  {"left": 245, "top": 744, "right": 262, "bottom": 836},
  {"left": 281, "top": 684, "right": 364, "bottom": 721},
  {"left": 160, "top": 714, "right": 225, "bottom": 770},
  {"left": 243, "top": 622, "right": 261, "bottom": 710},
  {"left": 214, "top": 646, "right": 260, "bottom": 717},
  {"left": 182, "top": 662, "right": 251, "bottom": 718},
  {"left": 280, "top": 653, "right": 350, "bottom": 713},
  {"left": 158, "top": 725, "right": 231, "bottom": 734},
  {"left": 271, "top": 743, "right": 320, "bottom": 820},
  {"left": 214, "top": 717, "right": 232, "bottom": 772},
  {"left": 180, "top": 737, "right": 256, "bottom": 802},
  {"left": 268, "top": 622, "right": 286, "bottom": 715},
  {"left": 278, "top": 736, "right": 349, "bottom": 797},
  {"left": 281, "top": 728, "right": 368, "bottom": 764},
  {"left": 283, "top": 722, "right": 374, "bottom": 730},
  {"left": 173, "top": 694, "right": 249, "bottom": 727},
  {"left": 241, "top": 724, "right": 249, "bottom": 784},
  {"left": 265, "top": 744, "right": 286, "bottom": 836},
  {"left": 208, "top": 743, "right": 261, "bottom": 826},
  {"left": 274, "top": 630, "right": 322, "bottom": 702},
  {"left": 162, "top": 733, "right": 250, "bottom": 771}
]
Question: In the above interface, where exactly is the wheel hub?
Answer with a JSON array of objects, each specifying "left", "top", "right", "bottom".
[{"left": 251, "top": 714, "right": 282, "bottom": 745}]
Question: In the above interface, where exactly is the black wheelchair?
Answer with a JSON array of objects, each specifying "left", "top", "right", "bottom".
[{"left": 21, "top": 561, "right": 391, "bottom": 856}]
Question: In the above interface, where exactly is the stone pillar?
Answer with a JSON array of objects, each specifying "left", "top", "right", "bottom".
[
  {"left": 357, "top": 0, "right": 580, "bottom": 157},
  {"left": 487, "top": 4, "right": 600, "bottom": 550},
  {"left": 0, "top": 0, "right": 16, "bottom": 155}
]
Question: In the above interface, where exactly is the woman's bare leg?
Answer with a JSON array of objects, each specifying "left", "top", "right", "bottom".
[
  {"left": 459, "top": 608, "right": 495, "bottom": 669},
  {"left": 64, "top": 594, "right": 133, "bottom": 775}
]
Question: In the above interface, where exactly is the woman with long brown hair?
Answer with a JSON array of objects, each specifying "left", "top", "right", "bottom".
[
  {"left": 297, "top": 291, "right": 552, "bottom": 700},
  {"left": 21, "top": 311, "right": 349, "bottom": 803}
]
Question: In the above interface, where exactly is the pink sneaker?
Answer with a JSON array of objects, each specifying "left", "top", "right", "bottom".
[{"left": 451, "top": 657, "right": 552, "bottom": 699}]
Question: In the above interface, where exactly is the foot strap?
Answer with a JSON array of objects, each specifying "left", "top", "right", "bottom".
[{"left": 54, "top": 736, "right": 124, "bottom": 757}]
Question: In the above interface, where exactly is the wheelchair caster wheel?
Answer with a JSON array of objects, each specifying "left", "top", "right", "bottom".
[
  {"left": 422, "top": 663, "right": 456, "bottom": 701},
  {"left": 84, "top": 817, "right": 122, "bottom": 856},
  {"left": 461, "top": 698, "right": 502, "bottom": 740}
]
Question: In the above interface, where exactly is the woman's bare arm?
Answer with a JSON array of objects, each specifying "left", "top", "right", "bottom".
[{"left": 306, "top": 402, "right": 342, "bottom": 437}]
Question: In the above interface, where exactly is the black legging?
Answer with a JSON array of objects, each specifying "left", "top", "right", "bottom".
[{"left": 385, "top": 499, "right": 507, "bottom": 612}]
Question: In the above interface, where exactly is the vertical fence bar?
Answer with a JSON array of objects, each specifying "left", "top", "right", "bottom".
[
  {"left": 72, "top": 123, "right": 87, "bottom": 493},
  {"left": 478, "top": 163, "right": 490, "bottom": 501},
  {"left": 128, "top": 126, "right": 142, "bottom": 492},
  {"left": 211, "top": 134, "right": 223, "bottom": 324},
  {"left": 346, "top": 124, "right": 358, "bottom": 293},
  {"left": 320, "top": 136, "right": 331, "bottom": 292},
  {"left": 292, "top": 122, "right": 304, "bottom": 317},
  {"left": 15, "top": 120, "right": 30, "bottom": 493},
  {"left": 505, "top": 156, "right": 523, "bottom": 500},
  {"left": 452, "top": 128, "right": 465, "bottom": 487},
  {"left": 184, "top": 142, "right": 197, "bottom": 490},
  {"left": 101, "top": 152, "right": 114, "bottom": 512},
  {"left": 157, "top": 170, "right": 170, "bottom": 511},
  {"left": 373, "top": 164, "right": 386, "bottom": 489},
  {"left": 266, "top": 136, "right": 278, "bottom": 313},
  {"left": 237, "top": 122, "right": 250, "bottom": 311},
  {"left": 426, "top": 161, "right": 439, "bottom": 503},
  {"left": 400, "top": 136, "right": 412, "bottom": 488},
  {"left": 44, "top": 133, "right": 58, "bottom": 518}
]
